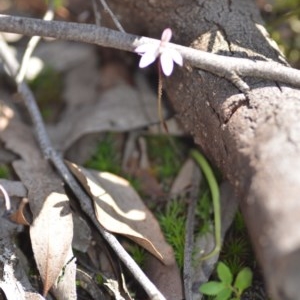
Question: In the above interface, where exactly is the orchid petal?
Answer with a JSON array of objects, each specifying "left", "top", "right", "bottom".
[
  {"left": 160, "top": 51, "right": 174, "bottom": 76},
  {"left": 135, "top": 43, "right": 156, "bottom": 54},
  {"left": 169, "top": 49, "right": 183, "bottom": 66},
  {"left": 161, "top": 28, "right": 172, "bottom": 43},
  {"left": 139, "top": 49, "right": 158, "bottom": 68}
]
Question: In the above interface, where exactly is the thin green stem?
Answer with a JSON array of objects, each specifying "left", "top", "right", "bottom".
[{"left": 191, "top": 150, "right": 221, "bottom": 260}]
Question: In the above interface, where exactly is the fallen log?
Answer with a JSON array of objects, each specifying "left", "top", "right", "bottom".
[{"left": 105, "top": 0, "right": 300, "bottom": 299}]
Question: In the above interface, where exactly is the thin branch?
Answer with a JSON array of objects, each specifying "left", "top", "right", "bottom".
[
  {"left": 0, "top": 184, "right": 11, "bottom": 211},
  {"left": 224, "top": 71, "right": 250, "bottom": 97},
  {"left": 97, "top": 0, "right": 125, "bottom": 32},
  {"left": 183, "top": 164, "right": 202, "bottom": 300},
  {"left": 16, "top": 6, "right": 54, "bottom": 83},
  {"left": 91, "top": 0, "right": 101, "bottom": 27},
  {"left": 0, "top": 14, "right": 300, "bottom": 87},
  {"left": 0, "top": 35, "right": 166, "bottom": 300}
]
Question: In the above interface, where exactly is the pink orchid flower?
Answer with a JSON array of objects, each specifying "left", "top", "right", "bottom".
[{"left": 135, "top": 28, "right": 183, "bottom": 76}]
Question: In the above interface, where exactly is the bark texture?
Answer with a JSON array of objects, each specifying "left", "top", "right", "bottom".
[{"left": 105, "top": 0, "right": 300, "bottom": 299}]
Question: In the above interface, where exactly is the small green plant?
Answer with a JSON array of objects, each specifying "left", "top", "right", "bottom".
[
  {"left": 200, "top": 262, "right": 253, "bottom": 300},
  {"left": 85, "top": 133, "right": 121, "bottom": 174},
  {"left": 95, "top": 273, "right": 104, "bottom": 285},
  {"left": 0, "top": 165, "right": 10, "bottom": 178},
  {"left": 222, "top": 257, "right": 246, "bottom": 279},
  {"left": 146, "top": 135, "right": 183, "bottom": 183},
  {"left": 157, "top": 199, "right": 186, "bottom": 269},
  {"left": 128, "top": 244, "right": 146, "bottom": 268}
]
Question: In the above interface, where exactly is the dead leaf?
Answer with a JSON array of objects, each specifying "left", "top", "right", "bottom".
[
  {"left": 51, "top": 248, "right": 77, "bottom": 300},
  {"left": 98, "top": 62, "right": 132, "bottom": 89},
  {"left": 35, "top": 41, "right": 98, "bottom": 74},
  {"left": 67, "top": 162, "right": 175, "bottom": 265},
  {"left": 0, "top": 108, "right": 75, "bottom": 297},
  {"left": 122, "top": 135, "right": 165, "bottom": 201},
  {"left": 148, "top": 117, "right": 185, "bottom": 136},
  {"left": 49, "top": 83, "right": 159, "bottom": 151},
  {"left": 0, "top": 198, "right": 23, "bottom": 239},
  {"left": 0, "top": 147, "right": 18, "bottom": 163},
  {"left": 133, "top": 168, "right": 166, "bottom": 200},
  {"left": 28, "top": 190, "right": 73, "bottom": 296},
  {"left": 64, "top": 133, "right": 104, "bottom": 165},
  {"left": 170, "top": 158, "right": 197, "bottom": 196},
  {"left": 144, "top": 255, "right": 183, "bottom": 300},
  {"left": 9, "top": 197, "right": 31, "bottom": 226},
  {"left": 72, "top": 214, "right": 92, "bottom": 253},
  {"left": 13, "top": 157, "right": 75, "bottom": 298},
  {"left": 0, "top": 178, "right": 25, "bottom": 239},
  {"left": 0, "top": 180, "right": 27, "bottom": 198}
]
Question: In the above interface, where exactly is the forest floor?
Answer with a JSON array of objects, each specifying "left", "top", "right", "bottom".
[{"left": 0, "top": 1, "right": 298, "bottom": 299}]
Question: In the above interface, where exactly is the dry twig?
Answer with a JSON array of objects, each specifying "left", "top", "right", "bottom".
[
  {"left": 0, "top": 14, "right": 300, "bottom": 87},
  {"left": 91, "top": 0, "right": 101, "bottom": 27},
  {"left": 183, "top": 165, "right": 202, "bottom": 300},
  {"left": 96, "top": 0, "right": 125, "bottom": 32}
]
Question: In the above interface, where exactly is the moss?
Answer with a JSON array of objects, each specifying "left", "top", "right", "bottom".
[
  {"left": 95, "top": 273, "right": 103, "bottom": 285},
  {"left": 146, "top": 135, "right": 184, "bottom": 187},
  {"left": 85, "top": 133, "right": 122, "bottom": 174},
  {"left": 220, "top": 212, "right": 254, "bottom": 277},
  {"left": 0, "top": 165, "right": 10, "bottom": 179},
  {"left": 157, "top": 199, "right": 186, "bottom": 269},
  {"left": 128, "top": 244, "right": 146, "bottom": 268}
]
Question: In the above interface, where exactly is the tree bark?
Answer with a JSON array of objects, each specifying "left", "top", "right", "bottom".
[{"left": 105, "top": 0, "right": 300, "bottom": 299}]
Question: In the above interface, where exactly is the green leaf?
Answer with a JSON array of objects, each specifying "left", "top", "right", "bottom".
[
  {"left": 217, "top": 262, "right": 233, "bottom": 284},
  {"left": 234, "top": 267, "right": 253, "bottom": 293},
  {"left": 215, "top": 287, "right": 232, "bottom": 300},
  {"left": 199, "top": 281, "right": 226, "bottom": 295}
]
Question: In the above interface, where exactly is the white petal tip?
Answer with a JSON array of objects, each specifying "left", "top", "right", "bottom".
[
  {"left": 160, "top": 52, "right": 174, "bottom": 76},
  {"left": 169, "top": 49, "right": 183, "bottom": 66},
  {"left": 139, "top": 52, "right": 157, "bottom": 68},
  {"left": 161, "top": 28, "right": 172, "bottom": 43}
]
